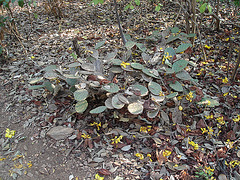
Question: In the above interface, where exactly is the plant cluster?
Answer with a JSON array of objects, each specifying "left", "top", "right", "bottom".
[{"left": 29, "top": 26, "right": 220, "bottom": 121}]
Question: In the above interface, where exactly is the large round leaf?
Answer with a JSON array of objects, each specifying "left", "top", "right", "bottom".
[
  {"left": 112, "top": 94, "right": 125, "bottom": 109},
  {"left": 43, "top": 81, "right": 54, "bottom": 93},
  {"left": 131, "top": 63, "right": 144, "bottom": 70},
  {"left": 166, "top": 92, "right": 178, "bottom": 99},
  {"left": 172, "top": 60, "right": 188, "bottom": 73},
  {"left": 128, "top": 102, "right": 143, "bottom": 115},
  {"left": 176, "top": 70, "right": 192, "bottom": 80},
  {"left": 142, "top": 68, "right": 159, "bottom": 78},
  {"left": 118, "top": 94, "right": 129, "bottom": 104},
  {"left": 29, "top": 77, "right": 43, "bottom": 84},
  {"left": 147, "top": 109, "right": 159, "bottom": 118},
  {"left": 74, "top": 89, "right": 88, "bottom": 101},
  {"left": 66, "top": 78, "right": 78, "bottom": 86},
  {"left": 75, "top": 100, "right": 88, "bottom": 113},
  {"left": 175, "top": 43, "right": 192, "bottom": 53},
  {"left": 169, "top": 81, "right": 183, "bottom": 92},
  {"left": 148, "top": 81, "right": 162, "bottom": 95},
  {"left": 105, "top": 97, "right": 114, "bottom": 109},
  {"left": 131, "top": 84, "right": 148, "bottom": 96},
  {"left": 102, "top": 83, "right": 120, "bottom": 93},
  {"left": 90, "top": 106, "right": 107, "bottom": 114},
  {"left": 151, "top": 94, "right": 165, "bottom": 102}
]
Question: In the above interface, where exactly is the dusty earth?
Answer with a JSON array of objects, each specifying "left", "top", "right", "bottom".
[
  {"left": 1, "top": 0, "right": 240, "bottom": 180},
  {"left": 0, "top": 68, "right": 96, "bottom": 180}
]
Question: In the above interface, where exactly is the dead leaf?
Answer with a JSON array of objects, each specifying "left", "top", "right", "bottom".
[
  {"left": 172, "top": 107, "right": 182, "bottom": 124},
  {"left": 156, "top": 149, "right": 167, "bottom": 166},
  {"left": 98, "top": 169, "right": 111, "bottom": 176}
]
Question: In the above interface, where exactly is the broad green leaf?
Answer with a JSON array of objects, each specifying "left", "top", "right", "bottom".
[
  {"left": 75, "top": 100, "right": 88, "bottom": 113},
  {"left": 28, "top": 85, "right": 44, "bottom": 90},
  {"left": 130, "top": 4, "right": 134, "bottom": 9},
  {"left": 142, "top": 68, "right": 159, "bottom": 78},
  {"left": 136, "top": 43, "right": 146, "bottom": 52},
  {"left": 171, "top": 27, "right": 180, "bottom": 34},
  {"left": 169, "top": 81, "right": 183, "bottom": 92},
  {"left": 128, "top": 102, "right": 143, "bottom": 115},
  {"left": 124, "top": 4, "right": 130, "bottom": 10},
  {"left": 66, "top": 78, "right": 77, "bottom": 86},
  {"left": 187, "top": 33, "right": 196, "bottom": 38},
  {"left": 29, "top": 77, "right": 43, "bottom": 84},
  {"left": 102, "top": 83, "right": 119, "bottom": 93},
  {"left": 172, "top": 59, "right": 189, "bottom": 73},
  {"left": 131, "top": 63, "right": 144, "bottom": 70},
  {"left": 176, "top": 71, "right": 192, "bottom": 80},
  {"left": 166, "top": 92, "right": 178, "bottom": 99},
  {"left": 148, "top": 81, "right": 162, "bottom": 95},
  {"left": 43, "top": 81, "right": 54, "bottom": 93},
  {"left": 200, "top": 3, "right": 207, "bottom": 13},
  {"left": 111, "top": 59, "right": 122, "bottom": 66},
  {"left": 135, "top": 0, "right": 140, "bottom": 6},
  {"left": 155, "top": 5, "right": 161, "bottom": 12},
  {"left": 95, "top": 40, "right": 105, "bottom": 49},
  {"left": 165, "top": 68, "right": 175, "bottom": 74},
  {"left": 197, "top": 97, "right": 219, "bottom": 107},
  {"left": 207, "top": 4, "right": 212, "bottom": 13},
  {"left": 90, "top": 106, "right": 106, "bottom": 114},
  {"left": 131, "top": 84, "right": 148, "bottom": 96},
  {"left": 43, "top": 65, "right": 57, "bottom": 72},
  {"left": 166, "top": 35, "right": 179, "bottom": 44},
  {"left": 18, "top": 0, "right": 24, "bottom": 7},
  {"left": 125, "top": 41, "right": 136, "bottom": 50},
  {"left": 74, "top": 89, "right": 88, "bottom": 101},
  {"left": 175, "top": 43, "right": 192, "bottom": 53},
  {"left": 67, "top": 62, "right": 81, "bottom": 68}
]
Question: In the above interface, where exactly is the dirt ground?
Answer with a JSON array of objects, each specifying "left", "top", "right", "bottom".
[{"left": 0, "top": 77, "right": 96, "bottom": 180}]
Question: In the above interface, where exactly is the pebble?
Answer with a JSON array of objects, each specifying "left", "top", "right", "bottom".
[{"left": 46, "top": 126, "right": 74, "bottom": 140}]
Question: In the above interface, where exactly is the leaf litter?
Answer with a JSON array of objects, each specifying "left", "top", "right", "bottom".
[{"left": 0, "top": 0, "right": 240, "bottom": 180}]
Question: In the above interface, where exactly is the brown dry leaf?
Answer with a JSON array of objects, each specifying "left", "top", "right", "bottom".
[
  {"left": 152, "top": 137, "right": 162, "bottom": 145},
  {"left": 196, "top": 118, "right": 206, "bottom": 129},
  {"left": 184, "top": 148, "right": 194, "bottom": 155},
  {"left": 172, "top": 107, "right": 182, "bottom": 124},
  {"left": 226, "top": 130, "right": 236, "bottom": 140},
  {"left": 98, "top": 169, "right": 111, "bottom": 176},
  {"left": 156, "top": 149, "right": 167, "bottom": 166}
]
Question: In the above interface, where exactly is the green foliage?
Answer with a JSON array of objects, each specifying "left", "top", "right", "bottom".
[
  {"left": 195, "top": 166, "right": 214, "bottom": 180},
  {"left": 28, "top": 26, "right": 219, "bottom": 118},
  {"left": 233, "top": 0, "right": 240, "bottom": 6}
]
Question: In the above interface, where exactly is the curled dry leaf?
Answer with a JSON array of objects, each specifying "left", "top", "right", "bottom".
[{"left": 98, "top": 169, "right": 111, "bottom": 176}]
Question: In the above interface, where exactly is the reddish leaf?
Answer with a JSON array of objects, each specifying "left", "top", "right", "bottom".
[
  {"left": 98, "top": 169, "right": 111, "bottom": 176},
  {"left": 33, "top": 100, "right": 42, "bottom": 106},
  {"left": 226, "top": 130, "right": 236, "bottom": 140},
  {"left": 196, "top": 119, "right": 206, "bottom": 129}
]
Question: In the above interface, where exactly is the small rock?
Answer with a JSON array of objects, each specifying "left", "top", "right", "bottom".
[
  {"left": 23, "top": 145, "right": 28, "bottom": 151},
  {"left": 218, "top": 174, "right": 228, "bottom": 180},
  {"left": 68, "top": 135, "right": 77, "bottom": 140},
  {"left": 27, "top": 172, "right": 34, "bottom": 177},
  {"left": 46, "top": 126, "right": 74, "bottom": 140}
]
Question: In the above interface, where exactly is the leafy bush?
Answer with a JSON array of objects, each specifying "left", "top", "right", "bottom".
[{"left": 29, "top": 26, "right": 219, "bottom": 119}]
